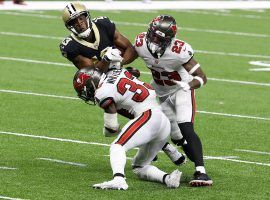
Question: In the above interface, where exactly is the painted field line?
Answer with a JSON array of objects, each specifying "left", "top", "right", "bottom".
[
  {"left": 103, "top": 155, "right": 133, "bottom": 160},
  {"left": 0, "top": 131, "right": 110, "bottom": 147},
  {"left": 36, "top": 158, "right": 87, "bottom": 167},
  {"left": 0, "top": 196, "right": 29, "bottom": 200},
  {"left": 0, "top": 32, "right": 62, "bottom": 40},
  {"left": 1, "top": 89, "right": 269, "bottom": 121},
  {"left": 204, "top": 156, "right": 238, "bottom": 160},
  {"left": 234, "top": 149, "right": 270, "bottom": 155},
  {"left": 205, "top": 156, "right": 270, "bottom": 167},
  {"left": 0, "top": 166, "right": 17, "bottom": 170},
  {"left": 0, "top": 89, "right": 78, "bottom": 100},
  {"left": 1, "top": 56, "right": 270, "bottom": 87},
  {"left": 1, "top": 130, "right": 270, "bottom": 167},
  {"left": 197, "top": 111, "right": 270, "bottom": 121},
  {"left": 1, "top": 10, "right": 269, "bottom": 39}
]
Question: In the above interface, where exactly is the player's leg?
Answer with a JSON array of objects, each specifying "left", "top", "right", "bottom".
[
  {"left": 93, "top": 109, "right": 161, "bottom": 190},
  {"left": 132, "top": 111, "right": 182, "bottom": 188},
  {"left": 159, "top": 96, "right": 186, "bottom": 165},
  {"left": 174, "top": 89, "right": 212, "bottom": 186}
]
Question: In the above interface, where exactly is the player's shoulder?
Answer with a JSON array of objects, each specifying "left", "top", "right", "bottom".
[
  {"left": 59, "top": 36, "right": 77, "bottom": 58},
  {"left": 135, "top": 32, "right": 147, "bottom": 39},
  {"left": 171, "top": 38, "right": 194, "bottom": 59},
  {"left": 92, "top": 16, "right": 114, "bottom": 27}
]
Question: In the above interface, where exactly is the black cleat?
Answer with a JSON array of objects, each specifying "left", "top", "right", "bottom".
[{"left": 189, "top": 171, "right": 213, "bottom": 187}]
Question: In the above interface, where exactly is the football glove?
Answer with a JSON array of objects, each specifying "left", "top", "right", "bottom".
[
  {"left": 172, "top": 80, "right": 190, "bottom": 92},
  {"left": 102, "top": 47, "right": 123, "bottom": 63}
]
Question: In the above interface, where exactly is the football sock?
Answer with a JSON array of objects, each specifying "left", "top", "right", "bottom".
[
  {"left": 133, "top": 165, "right": 167, "bottom": 184},
  {"left": 178, "top": 122, "right": 204, "bottom": 167},
  {"left": 196, "top": 166, "right": 206, "bottom": 174},
  {"left": 162, "top": 142, "right": 184, "bottom": 163},
  {"left": 110, "top": 144, "right": 126, "bottom": 177}
]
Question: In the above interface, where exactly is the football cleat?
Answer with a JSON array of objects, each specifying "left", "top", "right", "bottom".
[
  {"left": 93, "top": 177, "right": 128, "bottom": 190},
  {"left": 189, "top": 171, "right": 213, "bottom": 187},
  {"left": 165, "top": 169, "right": 182, "bottom": 188}
]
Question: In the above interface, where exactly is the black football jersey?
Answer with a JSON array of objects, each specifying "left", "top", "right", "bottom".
[{"left": 59, "top": 17, "right": 116, "bottom": 63}]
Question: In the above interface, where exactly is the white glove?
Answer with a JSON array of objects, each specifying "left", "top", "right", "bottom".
[
  {"left": 102, "top": 47, "right": 123, "bottom": 63},
  {"left": 172, "top": 80, "right": 190, "bottom": 92}
]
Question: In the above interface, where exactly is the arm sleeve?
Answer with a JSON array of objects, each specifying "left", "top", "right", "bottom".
[{"left": 59, "top": 38, "right": 79, "bottom": 61}]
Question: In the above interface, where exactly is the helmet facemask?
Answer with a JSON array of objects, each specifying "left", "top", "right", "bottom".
[
  {"left": 66, "top": 12, "right": 92, "bottom": 39},
  {"left": 73, "top": 68, "right": 102, "bottom": 105},
  {"left": 146, "top": 29, "right": 172, "bottom": 57},
  {"left": 146, "top": 15, "right": 177, "bottom": 58}
]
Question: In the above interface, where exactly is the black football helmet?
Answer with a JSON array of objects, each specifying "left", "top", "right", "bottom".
[
  {"left": 73, "top": 67, "right": 102, "bottom": 104},
  {"left": 146, "top": 15, "right": 177, "bottom": 57}
]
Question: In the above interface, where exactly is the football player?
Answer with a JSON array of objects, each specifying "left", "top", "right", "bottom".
[
  {"left": 73, "top": 67, "right": 182, "bottom": 190},
  {"left": 131, "top": 15, "right": 213, "bottom": 187},
  {"left": 59, "top": 2, "right": 136, "bottom": 72},
  {"left": 60, "top": 2, "right": 186, "bottom": 167}
]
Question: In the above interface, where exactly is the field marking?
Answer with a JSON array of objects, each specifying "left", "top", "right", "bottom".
[
  {"left": 1, "top": 89, "right": 269, "bottom": 121},
  {"left": 197, "top": 111, "right": 270, "bottom": 121},
  {"left": 36, "top": 158, "right": 87, "bottom": 167},
  {"left": 1, "top": 9, "right": 270, "bottom": 39},
  {"left": 234, "top": 149, "right": 270, "bottom": 155},
  {"left": 204, "top": 156, "right": 239, "bottom": 160},
  {"left": 205, "top": 156, "right": 270, "bottom": 167},
  {"left": 1, "top": 56, "right": 270, "bottom": 87},
  {"left": 1, "top": 130, "right": 270, "bottom": 168},
  {"left": 0, "top": 32, "right": 62, "bottom": 40},
  {"left": 0, "top": 166, "right": 17, "bottom": 170},
  {"left": 0, "top": 131, "right": 110, "bottom": 147},
  {"left": 103, "top": 155, "right": 133, "bottom": 160},
  {"left": 0, "top": 196, "right": 29, "bottom": 200}
]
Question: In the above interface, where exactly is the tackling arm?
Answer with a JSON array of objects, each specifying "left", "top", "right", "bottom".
[
  {"left": 183, "top": 57, "right": 207, "bottom": 89},
  {"left": 71, "top": 55, "right": 110, "bottom": 72},
  {"left": 103, "top": 103, "right": 121, "bottom": 137},
  {"left": 113, "top": 29, "right": 138, "bottom": 65}
]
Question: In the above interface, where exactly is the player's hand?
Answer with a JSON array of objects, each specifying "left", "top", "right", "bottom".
[
  {"left": 108, "top": 61, "right": 121, "bottom": 70},
  {"left": 102, "top": 47, "right": 123, "bottom": 63},
  {"left": 172, "top": 80, "right": 190, "bottom": 91}
]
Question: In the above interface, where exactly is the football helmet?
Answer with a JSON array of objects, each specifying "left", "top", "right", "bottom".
[
  {"left": 62, "top": 2, "right": 92, "bottom": 38},
  {"left": 73, "top": 67, "right": 102, "bottom": 103},
  {"left": 146, "top": 15, "right": 177, "bottom": 57}
]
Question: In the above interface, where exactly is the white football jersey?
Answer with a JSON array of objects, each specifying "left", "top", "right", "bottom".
[
  {"left": 135, "top": 32, "right": 194, "bottom": 97},
  {"left": 95, "top": 69, "right": 160, "bottom": 117}
]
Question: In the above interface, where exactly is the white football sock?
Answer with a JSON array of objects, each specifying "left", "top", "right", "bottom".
[
  {"left": 196, "top": 166, "right": 206, "bottom": 174},
  {"left": 133, "top": 165, "right": 167, "bottom": 183},
  {"left": 110, "top": 144, "right": 126, "bottom": 176}
]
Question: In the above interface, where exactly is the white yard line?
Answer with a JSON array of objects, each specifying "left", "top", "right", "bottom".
[
  {"left": 0, "top": 89, "right": 269, "bottom": 121},
  {"left": 1, "top": 56, "right": 270, "bottom": 87},
  {"left": 1, "top": 1, "right": 270, "bottom": 10},
  {"left": 234, "top": 149, "right": 270, "bottom": 155},
  {"left": 36, "top": 158, "right": 87, "bottom": 167},
  {"left": 0, "top": 166, "right": 17, "bottom": 170},
  {"left": 0, "top": 32, "right": 62, "bottom": 40},
  {"left": 1, "top": 130, "right": 269, "bottom": 167},
  {"left": 205, "top": 156, "right": 270, "bottom": 167},
  {"left": 204, "top": 156, "right": 239, "bottom": 160},
  {"left": 0, "top": 131, "right": 110, "bottom": 147},
  {"left": 0, "top": 196, "right": 29, "bottom": 200}
]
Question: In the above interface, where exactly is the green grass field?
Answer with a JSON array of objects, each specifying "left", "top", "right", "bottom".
[{"left": 0, "top": 8, "right": 270, "bottom": 200}]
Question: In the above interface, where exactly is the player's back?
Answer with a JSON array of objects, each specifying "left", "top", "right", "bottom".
[{"left": 95, "top": 69, "right": 160, "bottom": 117}]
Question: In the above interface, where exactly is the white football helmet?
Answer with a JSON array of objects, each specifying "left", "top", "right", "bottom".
[{"left": 62, "top": 2, "right": 92, "bottom": 38}]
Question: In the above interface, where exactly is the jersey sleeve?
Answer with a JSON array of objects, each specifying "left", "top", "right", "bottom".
[
  {"left": 59, "top": 37, "right": 79, "bottom": 61},
  {"left": 179, "top": 42, "right": 194, "bottom": 65},
  {"left": 94, "top": 17, "right": 116, "bottom": 42},
  {"left": 95, "top": 84, "right": 116, "bottom": 109}
]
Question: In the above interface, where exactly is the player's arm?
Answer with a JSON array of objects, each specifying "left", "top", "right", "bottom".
[
  {"left": 103, "top": 103, "right": 121, "bottom": 137},
  {"left": 183, "top": 57, "right": 207, "bottom": 89},
  {"left": 113, "top": 29, "right": 138, "bottom": 65},
  {"left": 71, "top": 55, "right": 110, "bottom": 72}
]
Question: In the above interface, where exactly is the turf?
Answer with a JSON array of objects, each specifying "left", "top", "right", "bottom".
[{"left": 0, "top": 8, "right": 269, "bottom": 200}]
